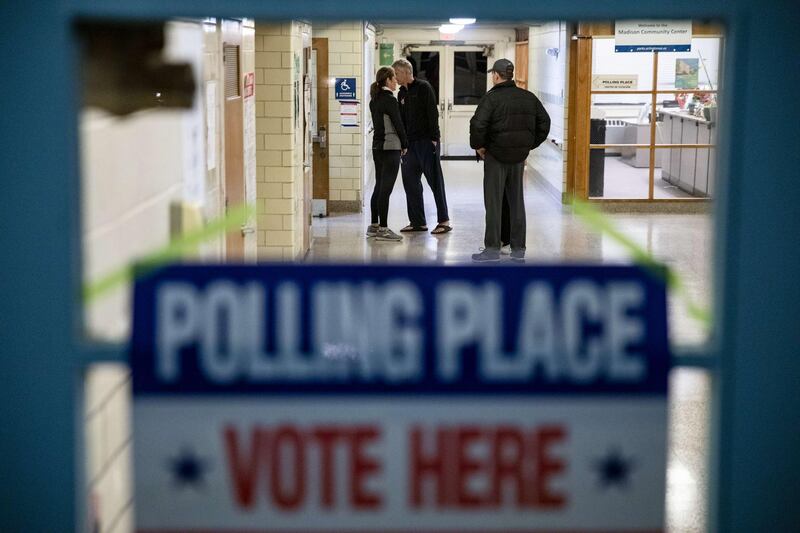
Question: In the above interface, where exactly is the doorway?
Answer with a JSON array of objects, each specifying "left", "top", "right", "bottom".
[
  {"left": 406, "top": 45, "right": 491, "bottom": 157},
  {"left": 222, "top": 36, "right": 245, "bottom": 259},
  {"left": 311, "top": 37, "right": 330, "bottom": 217}
]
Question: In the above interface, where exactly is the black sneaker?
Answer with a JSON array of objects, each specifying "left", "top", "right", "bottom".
[
  {"left": 472, "top": 249, "right": 500, "bottom": 262},
  {"left": 366, "top": 224, "right": 379, "bottom": 237}
]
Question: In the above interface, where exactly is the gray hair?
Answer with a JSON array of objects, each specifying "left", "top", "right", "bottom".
[{"left": 392, "top": 58, "right": 413, "bottom": 74}]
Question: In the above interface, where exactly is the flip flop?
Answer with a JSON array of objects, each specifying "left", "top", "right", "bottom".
[
  {"left": 431, "top": 224, "right": 453, "bottom": 235},
  {"left": 400, "top": 224, "right": 428, "bottom": 233}
]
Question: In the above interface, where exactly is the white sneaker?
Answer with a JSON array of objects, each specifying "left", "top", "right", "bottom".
[
  {"left": 376, "top": 228, "right": 403, "bottom": 241},
  {"left": 500, "top": 244, "right": 511, "bottom": 255}
]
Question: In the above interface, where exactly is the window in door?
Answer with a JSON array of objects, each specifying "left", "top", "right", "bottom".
[
  {"left": 452, "top": 51, "right": 487, "bottom": 105},
  {"left": 407, "top": 51, "right": 440, "bottom": 101}
]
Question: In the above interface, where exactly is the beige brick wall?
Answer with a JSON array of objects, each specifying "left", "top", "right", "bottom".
[
  {"left": 313, "top": 22, "right": 364, "bottom": 208},
  {"left": 255, "top": 21, "right": 309, "bottom": 260}
]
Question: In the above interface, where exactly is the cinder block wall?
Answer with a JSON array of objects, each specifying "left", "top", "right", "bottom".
[
  {"left": 312, "top": 22, "right": 364, "bottom": 212},
  {"left": 255, "top": 21, "right": 308, "bottom": 260}
]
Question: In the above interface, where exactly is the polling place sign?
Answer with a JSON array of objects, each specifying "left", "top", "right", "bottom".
[{"left": 131, "top": 264, "right": 669, "bottom": 532}]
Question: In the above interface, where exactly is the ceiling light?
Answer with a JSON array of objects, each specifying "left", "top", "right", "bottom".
[
  {"left": 449, "top": 18, "right": 476, "bottom": 25},
  {"left": 439, "top": 24, "right": 464, "bottom": 34}
]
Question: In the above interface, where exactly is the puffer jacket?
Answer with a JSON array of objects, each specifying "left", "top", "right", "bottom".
[
  {"left": 469, "top": 80, "right": 551, "bottom": 164},
  {"left": 370, "top": 88, "right": 408, "bottom": 151}
]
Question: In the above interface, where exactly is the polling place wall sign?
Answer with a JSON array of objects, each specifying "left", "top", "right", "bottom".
[{"left": 131, "top": 264, "right": 670, "bottom": 532}]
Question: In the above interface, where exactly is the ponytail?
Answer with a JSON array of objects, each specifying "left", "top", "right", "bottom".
[{"left": 371, "top": 66, "right": 396, "bottom": 100}]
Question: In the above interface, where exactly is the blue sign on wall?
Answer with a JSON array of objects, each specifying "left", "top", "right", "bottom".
[{"left": 335, "top": 77, "right": 357, "bottom": 100}]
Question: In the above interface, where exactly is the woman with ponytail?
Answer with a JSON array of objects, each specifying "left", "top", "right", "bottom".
[{"left": 367, "top": 66, "right": 408, "bottom": 241}]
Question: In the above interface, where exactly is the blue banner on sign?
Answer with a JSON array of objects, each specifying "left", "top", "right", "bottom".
[
  {"left": 615, "top": 45, "right": 692, "bottom": 52},
  {"left": 335, "top": 77, "right": 357, "bottom": 100},
  {"left": 131, "top": 264, "right": 669, "bottom": 396},
  {"left": 131, "top": 264, "right": 669, "bottom": 397}
]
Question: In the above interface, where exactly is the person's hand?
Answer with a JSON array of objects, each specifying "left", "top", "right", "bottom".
[
  {"left": 401, "top": 148, "right": 408, "bottom": 156},
  {"left": 477, "top": 148, "right": 487, "bottom": 159},
  {"left": 432, "top": 140, "right": 438, "bottom": 147}
]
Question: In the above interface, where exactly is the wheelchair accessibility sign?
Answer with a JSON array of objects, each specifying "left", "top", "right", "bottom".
[{"left": 335, "top": 77, "right": 357, "bottom": 100}]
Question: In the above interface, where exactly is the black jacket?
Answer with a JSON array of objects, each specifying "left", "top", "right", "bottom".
[
  {"left": 398, "top": 79, "right": 440, "bottom": 142},
  {"left": 370, "top": 89, "right": 408, "bottom": 151},
  {"left": 469, "top": 80, "right": 551, "bottom": 164}
]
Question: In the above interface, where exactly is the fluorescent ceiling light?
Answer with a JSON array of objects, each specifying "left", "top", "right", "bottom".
[
  {"left": 439, "top": 24, "right": 464, "bottom": 34},
  {"left": 449, "top": 18, "right": 476, "bottom": 25}
]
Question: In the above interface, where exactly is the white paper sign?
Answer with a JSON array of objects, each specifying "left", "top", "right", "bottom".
[
  {"left": 615, "top": 20, "right": 692, "bottom": 52},
  {"left": 205, "top": 81, "right": 217, "bottom": 171},
  {"left": 592, "top": 74, "right": 639, "bottom": 90},
  {"left": 340, "top": 101, "right": 359, "bottom": 128}
]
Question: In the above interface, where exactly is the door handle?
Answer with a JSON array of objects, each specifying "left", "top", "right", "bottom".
[
  {"left": 439, "top": 101, "right": 445, "bottom": 114},
  {"left": 240, "top": 225, "right": 255, "bottom": 236},
  {"left": 312, "top": 125, "right": 327, "bottom": 148},
  {"left": 447, "top": 100, "right": 453, "bottom": 113}
]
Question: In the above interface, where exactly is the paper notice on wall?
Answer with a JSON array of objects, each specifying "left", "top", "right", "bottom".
[
  {"left": 592, "top": 74, "right": 639, "bottom": 90},
  {"left": 206, "top": 81, "right": 217, "bottom": 171},
  {"left": 340, "top": 101, "right": 359, "bottom": 128},
  {"left": 243, "top": 96, "right": 256, "bottom": 208}
]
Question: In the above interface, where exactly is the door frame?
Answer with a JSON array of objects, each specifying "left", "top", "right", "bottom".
[
  {"left": 407, "top": 44, "right": 494, "bottom": 158},
  {"left": 567, "top": 21, "right": 723, "bottom": 203}
]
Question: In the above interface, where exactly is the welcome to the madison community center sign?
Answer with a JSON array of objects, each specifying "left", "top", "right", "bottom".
[{"left": 131, "top": 264, "right": 670, "bottom": 532}]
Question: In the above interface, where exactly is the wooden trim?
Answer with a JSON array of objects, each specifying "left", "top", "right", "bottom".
[
  {"left": 573, "top": 23, "right": 594, "bottom": 200},
  {"left": 590, "top": 144, "right": 716, "bottom": 149},
  {"left": 588, "top": 198, "right": 711, "bottom": 202},
  {"left": 591, "top": 89, "right": 718, "bottom": 95},
  {"left": 565, "top": 22, "right": 578, "bottom": 200},
  {"left": 312, "top": 38, "right": 329, "bottom": 200},
  {"left": 648, "top": 51, "right": 659, "bottom": 199}
]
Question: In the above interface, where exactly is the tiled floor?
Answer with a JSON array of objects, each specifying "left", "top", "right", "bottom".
[
  {"left": 308, "top": 159, "right": 712, "bottom": 533},
  {"left": 594, "top": 156, "right": 696, "bottom": 200}
]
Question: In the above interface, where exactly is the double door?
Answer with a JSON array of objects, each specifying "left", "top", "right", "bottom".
[{"left": 406, "top": 45, "right": 491, "bottom": 157}]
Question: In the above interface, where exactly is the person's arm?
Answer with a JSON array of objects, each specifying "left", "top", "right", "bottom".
[
  {"left": 387, "top": 96, "right": 409, "bottom": 150},
  {"left": 424, "top": 83, "right": 441, "bottom": 142},
  {"left": 470, "top": 94, "right": 494, "bottom": 151},
  {"left": 531, "top": 97, "right": 551, "bottom": 148}
]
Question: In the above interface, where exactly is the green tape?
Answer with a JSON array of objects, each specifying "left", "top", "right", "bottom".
[
  {"left": 82, "top": 204, "right": 255, "bottom": 303},
  {"left": 571, "top": 198, "right": 711, "bottom": 328}
]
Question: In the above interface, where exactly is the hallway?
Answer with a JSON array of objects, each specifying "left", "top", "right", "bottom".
[
  {"left": 309, "top": 161, "right": 712, "bottom": 533},
  {"left": 309, "top": 159, "right": 712, "bottom": 347}
]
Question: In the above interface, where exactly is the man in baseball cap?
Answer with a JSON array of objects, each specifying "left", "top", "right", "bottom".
[
  {"left": 470, "top": 58, "right": 551, "bottom": 262},
  {"left": 487, "top": 58, "right": 515, "bottom": 78}
]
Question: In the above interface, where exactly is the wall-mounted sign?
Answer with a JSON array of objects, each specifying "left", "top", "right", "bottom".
[
  {"left": 592, "top": 74, "right": 639, "bottom": 90},
  {"left": 675, "top": 58, "right": 699, "bottom": 89},
  {"left": 131, "top": 264, "right": 669, "bottom": 532},
  {"left": 615, "top": 20, "right": 692, "bottom": 52},
  {"left": 335, "top": 77, "right": 357, "bottom": 100},
  {"left": 379, "top": 43, "right": 394, "bottom": 66},
  {"left": 243, "top": 72, "right": 254, "bottom": 99},
  {"left": 340, "top": 100, "right": 359, "bottom": 128}
]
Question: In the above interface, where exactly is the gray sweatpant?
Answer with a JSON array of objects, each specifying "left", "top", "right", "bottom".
[{"left": 483, "top": 153, "right": 526, "bottom": 251}]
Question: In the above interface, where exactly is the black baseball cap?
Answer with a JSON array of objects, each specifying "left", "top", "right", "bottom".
[{"left": 487, "top": 58, "right": 514, "bottom": 76}]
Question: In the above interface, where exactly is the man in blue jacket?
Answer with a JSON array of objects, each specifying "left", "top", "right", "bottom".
[{"left": 470, "top": 59, "right": 550, "bottom": 262}]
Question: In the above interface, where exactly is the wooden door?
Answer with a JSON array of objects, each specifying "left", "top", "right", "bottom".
[
  {"left": 312, "top": 38, "right": 329, "bottom": 209},
  {"left": 515, "top": 42, "right": 529, "bottom": 90},
  {"left": 223, "top": 35, "right": 245, "bottom": 259}
]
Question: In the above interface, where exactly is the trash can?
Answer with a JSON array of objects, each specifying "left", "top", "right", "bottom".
[{"left": 589, "top": 118, "right": 606, "bottom": 197}]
